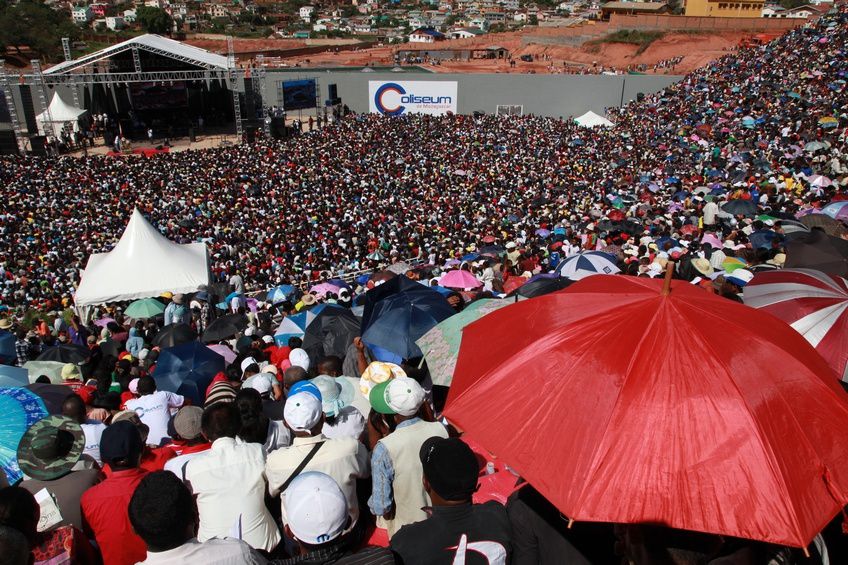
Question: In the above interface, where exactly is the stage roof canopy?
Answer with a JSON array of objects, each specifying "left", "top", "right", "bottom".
[{"left": 45, "top": 34, "right": 229, "bottom": 75}]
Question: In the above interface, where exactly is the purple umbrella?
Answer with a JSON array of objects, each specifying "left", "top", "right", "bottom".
[
  {"left": 93, "top": 317, "right": 115, "bottom": 328},
  {"left": 310, "top": 283, "right": 343, "bottom": 298},
  {"left": 207, "top": 344, "right": 236, "bottom": 366}
]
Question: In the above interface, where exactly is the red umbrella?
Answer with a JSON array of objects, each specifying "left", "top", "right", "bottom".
[
  {"left": 680, "top": 224, "right": 699, "bottom": 236},
  {"left": 744, "top": 268, "right": 848, "bottom": 381},
  {"left": 502, "top": 276, "right": 527, "bottom": 295},
  {"left": 482, "top": 235, "right": 496, "bottom": 243},
  {"left": 446, "top": 274, "right": 848, "bottom": 548},
  {"left": 607, "top": 210, "right": 625, "bottom": 222}
]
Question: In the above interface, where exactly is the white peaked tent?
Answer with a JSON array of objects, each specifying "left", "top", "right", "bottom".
[
  {"left": 36, "top": 93, "right": 88, "bottom": 137},
  {"left": 74, "top": 209, "right": 210, "bottom": 306},
  {"left": 574, "top": 110, "right": 614, "bottom": 128}
]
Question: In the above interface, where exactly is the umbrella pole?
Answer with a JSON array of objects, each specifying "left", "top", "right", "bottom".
[{"left": 661, "top": 262, "right": 675, "bottom": 296}]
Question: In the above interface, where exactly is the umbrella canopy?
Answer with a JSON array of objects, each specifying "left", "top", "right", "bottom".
[
  {"left": 0, "top": 387, "right": 48, "bottom": 484},
  {"left": 36, "top": 344, "right": 90, "bottom": 365},
  {"left": 446, "top": 275, "right": 848, "bottom": 548},
  {"left": 799, "top": 214, "right": 846, "bottom": 237},
  {"left": 22, "top": 361, "right": 65, "bottom": 384},
  {"left": 24, "top": 383, "right": 74, "bottom": 415},
  {"left": 439, "top": 270, "right": 482, "bottom": 290},
  {"left": 502, "top": 276, "right": 528, "bottom": 295},
  {"left": 821, "top": 201, "right": 848, "bottom": 220},
  {"left": 124, "top": 298, "right": 166, "bottom": 319},
  {"left": 93, "top": 317, "right": 115, "bottom": 328},
  {"left": 309, "top": 283, "right": 343, "bottom": 299},
  {"left": 266, "top": 285, "right": 297, "bottom": 304},
  {"left": 0, "top": 365, "right": 28, "bottom": 388},
  {"left": 201, "top": 313, "right": 249, "bottom": 343},
  {"left": 785, "top": 230, "right": 848, "bottom": 277},
  {"left": 362, "top": 286, "right": 455, "bottom": 360},
  {"left": 416, "top": 299, "right": 510, "bottom": 386},
  {"left": 206, "top": 344, "right": 236, "bottom": 366},
  {"left": 151, "top": 323, "right": 197, "bottom": 349},
  {"left": 274, "top": 316, "right": 306, "bottom": 346},
  {"left": 302, "top": 306, "right": 361, "bottom": 361},
  {"left": 744, "top": 268, "right": 848, "bottom": 381},
  {"left": 359, "top": 276, "right": 426, "bottom": 330},
  {"left": 721, "top": 199, "right": 757, "bottom": 217},
  {"left": 555, "top": 252, "right": 620, "bottom": 279},
  {"left": 153, "top": 341, "right": 225, "bottom": 405},
  {"left": 513, "top": 277, "right": 575, "bottom": 299},
  {"left": 386, "top": 262, "right": 412, "bottom": 275},
  {"left": 0, "top": 331, "right": 14, "bottom": 364}
]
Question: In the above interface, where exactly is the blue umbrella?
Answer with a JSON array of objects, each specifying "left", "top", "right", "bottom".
[
  {"left": 361, "top": 286, "right": 455, "bottom": 360},
  {"left": 0, "top": 365, "right": 28, "bottom": 388},
  {"left": 274, "top": 317, "right": 305, "bottom": 346},
  {"left": 153, "top": 342, "right": 225, "bottom": 406},
  {"left": 356, "top": 274, "right": 371, "bottom": 285},
  {"left": 535, "top": 228, "right": 551, "bottom": 237},
  {"left": 749, "top": 230, "right": 781, "bottom": 250},
  {"left": 327, "top": 279, "right": 352, "bottom": 291},
  {"left": 267, "top": 285, "right": 296, "bottom": 304},
  {"left": 555, "top": 252, "right": 620, "bottom": 279},
  {"left": 0, "top": 330, "right": 14, "bottom": 364},
  {"left": 655, "top": 236, "right": 680, "bottom": 250},
  {"left": 0, "top": 387, "right": 48, "bottom": 485},
  {"left": 462, "top": 253, "right": 479, "bottom": 262},
  {"left": 365, "top": 342, "right": 404, "bottom": 364}
]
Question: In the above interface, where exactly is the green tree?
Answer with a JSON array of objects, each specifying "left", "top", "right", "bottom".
[
  {"left": 0, "top": 0, "right": 80, "bottom": 60},
  {"left": 136, "top": 6, "right": 173, "bottom": 34}
]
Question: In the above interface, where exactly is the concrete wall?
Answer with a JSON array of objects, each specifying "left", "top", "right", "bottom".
[
  {"left": 264, "top": 70, "right": 682, "bottom": 118},
  {"left": 607, "top": 13, "right": 808, "bottom": 31}
]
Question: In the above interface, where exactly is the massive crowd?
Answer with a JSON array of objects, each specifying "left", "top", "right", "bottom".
[{"left": 0, "top": 5, "right": 847, "bottom": 565}]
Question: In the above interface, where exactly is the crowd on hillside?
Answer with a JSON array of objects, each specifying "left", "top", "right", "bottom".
[{"left": 0, "top": 5, "right": 847, "bottom": 565}]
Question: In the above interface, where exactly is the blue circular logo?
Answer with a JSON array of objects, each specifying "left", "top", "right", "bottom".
[{"left": 374, "top": 82, "right": 406, "bottom": 116}]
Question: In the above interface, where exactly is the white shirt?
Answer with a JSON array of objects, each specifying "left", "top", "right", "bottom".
[
  {"left": 266, "top": 435, "right": 369, "bottom": 529},
  {"left": 126, "top": 391, "right": 184, "bottom": 447},
  {"left": 164, "top": 447, "right": 211, "bottom": 481},
  {"left": 81, "top": 420, "right": 106, "bottom": 465},
  {"left": 138, "top": 537, "right": 266, "bottom": 565},
  {"left": 322, "top": 405, "right": 366, "bottom": 441},
  {"left": 185, "top": 437, "right": 281, "bottom": 552}
]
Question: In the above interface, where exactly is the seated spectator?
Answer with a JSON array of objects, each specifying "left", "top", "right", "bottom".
[
  {"left": 80, "top": 420, "right": 149, "bottom": 565},
  {"left": 129, "top": 470, "right": 267, "bottom": 564}
]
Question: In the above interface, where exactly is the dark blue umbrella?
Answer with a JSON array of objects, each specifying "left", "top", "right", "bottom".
[
  {"left": 749, "top": 230, "right": 781, "bottom": 250},
  {"left": 362, "top": 286, "right": 455, "bottom": 360},
  {"left": 0, "top": 331, "right": 14, "bottom": 364},
  {"left": 302, "top": 306, "right": 361, "bottom": 361},
  {"left": 153, "top": 341, "right": 225, "bottom": 405}
]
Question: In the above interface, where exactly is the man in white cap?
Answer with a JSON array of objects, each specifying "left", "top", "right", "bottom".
[
  {"left": 367, "top": 377, "right": 447, "bottom": 538},
  {"left": 276, "top": 472, "right": 394, "bottom": 564},
  {"left": 265, "top": 389, "right": 369, "bottom": 538}
]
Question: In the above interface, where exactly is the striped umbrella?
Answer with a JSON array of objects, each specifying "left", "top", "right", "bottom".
[
  {"left": 744, "top": 269, "right": 848, "bottom": 381},
  {"left": 555, "top": 251, "right": 620, "bottom": 280}
]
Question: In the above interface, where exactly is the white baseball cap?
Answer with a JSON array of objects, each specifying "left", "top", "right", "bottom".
[
  {"left": 284, "top": 472, "right": 348, "bottom": 545},
  {"left": 245, "top": 374, "right": 273, "bottom": 395},
  {"left": 284, "top": 391, "right": 323, "bottom": 431},
  {"left": 289, "top": 348, "right": 310, "bottom": 371},
  {"left": 240, "top": 357, "right": 258, "bottom": 375},
  {"left": 369, "top": 377, "right": 425, "bottom": 417}
]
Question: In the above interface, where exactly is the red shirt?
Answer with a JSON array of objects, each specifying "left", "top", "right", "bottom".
[
  {"left": 140, "top": 446, "right": 177, "bottom": 473},
  {"left": 80, "top": 468, "right": 148, "bottom": 565}
]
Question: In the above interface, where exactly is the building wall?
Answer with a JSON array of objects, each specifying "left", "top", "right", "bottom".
[
  {"left": 685, "top": 0, "right": 764, "bottom": 18},
  {"left": 263, "top": 71, "right": 681, "bottom": 118}
]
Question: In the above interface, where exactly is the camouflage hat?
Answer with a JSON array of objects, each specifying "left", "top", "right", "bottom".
[{"left": 17, "top": 415, "right": 84, "bottom": 481}]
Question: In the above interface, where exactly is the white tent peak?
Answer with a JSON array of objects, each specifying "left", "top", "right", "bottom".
[
  {"left": 37, "top": 92, "right": 87, "bottom": 136},
  {"left": 74, "top": 209, "right": 210, "bottom": 306},
  {"left": 574, "top": 110, "right": 614, "bottom": 128}
]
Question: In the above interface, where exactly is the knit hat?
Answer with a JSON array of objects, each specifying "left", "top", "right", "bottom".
[{"left": 205, "top": 381, "right": 237, "bottom": 407}]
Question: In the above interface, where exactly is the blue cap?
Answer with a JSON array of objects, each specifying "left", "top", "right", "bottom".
[{"left": 288, "top": 381, "right": 322, "bottom": 403}]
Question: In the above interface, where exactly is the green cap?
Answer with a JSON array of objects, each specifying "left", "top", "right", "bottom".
[
  {"left": 17, "top": 415, "right": 84, "bottom": 481},
  {"left": 369, "top": 380, "right": 395, "bottom": 415}
]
